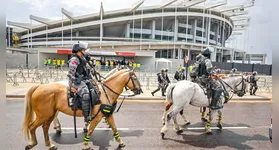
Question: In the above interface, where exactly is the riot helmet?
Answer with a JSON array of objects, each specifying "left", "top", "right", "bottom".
[
  {"left": 201, "top": 47, "right": 213, "bottom": 58},
  {"left": 72, "top": 41, "right": 89, "bottom": 54}
]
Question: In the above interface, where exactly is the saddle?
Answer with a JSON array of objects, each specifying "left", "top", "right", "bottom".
[{"left": 67, "top": 81, "right": 101, "bottom": 111}]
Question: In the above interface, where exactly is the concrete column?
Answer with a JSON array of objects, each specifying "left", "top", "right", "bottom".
[
  {"left": 173, "top": 48, "right": 176, "bottom": 59},
  {"left": 242, "top": 52, "right": 246, "bottom": 63},
  {"left": 75, "top": 31, "right": 79, "bottom": 37},
  {"left": 173, "top": 19, "right": 178, "bottom": 41},
  {"left": 205, "top": 20, "right": 209, "bottom": 45},
  {"left": 125, "top": 23, "right": 130, "bottom": 38},
  {"left": 193, "top": 19, "right": 197, "bottom": 43},
  {"left": 152, "top": 20, "right": 156, "bottom": 39},
  {"left": 211, "top": 48, "right": 216, "bottom": 62},
  {"left": 230, "top": 50, "right": 234, "bottom": 63},
  {"left": 215, "top": 24, "right": 219, "bottom": 45},
  {"left": 188, "top": 49, "right": 191, "bottom": 59}
]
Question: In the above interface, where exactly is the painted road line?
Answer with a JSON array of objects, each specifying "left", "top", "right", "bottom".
[
  {"left": 186, "top": 126, "right": 249, "bottom": 130},
  {"left": 61, "top": 127, "right": 130, "bottom": 131}
]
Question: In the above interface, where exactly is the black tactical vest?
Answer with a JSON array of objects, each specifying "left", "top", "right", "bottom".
[
  {"left": 198, "top": 61, "right": 208, "bottom": 77},
  {"left": 71, "top": 55, "right": 87, "bottom": 77}
]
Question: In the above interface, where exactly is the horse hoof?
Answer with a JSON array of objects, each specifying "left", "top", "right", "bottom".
[
  {"left": 25, "top": 145, "right": 32, "bottom": 150},
  {"left": 82, "top": 147, "right": 93, "bottom": 150},
  {"left": 162, "top": 122, "right": 165, "bottom": 126},
  {"left": 49, "top": 146, "right": 58, "bottom": 150},
  {"left": 118, "top": 143, "right": 126, "bottom": 148},
  {"left": 217, "top": 123, "right": 222, "bottom": 130},
  {"left": 56, "top": 130, "right": 62, "bottom": 135},
  {"left": 206, "top": 131, "right": 213, "bottom": 135},
  {"left": 201, "top": 118, "right": 208, "bottom": 122},
  {"left": 83, "top": 129, "right": 88, "bottom": 133},
  {"left": 161, "top": 133, "right": 165, "bottom": 140},
  {"left": 176, "top": 130, "right": 183, "bottom": 134},
  {"left": 184, "top": 122, "right": 191, "bottom": 126}
]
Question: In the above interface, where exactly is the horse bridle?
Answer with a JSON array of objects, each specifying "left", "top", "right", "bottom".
[
  {"left": 101, "top": 72, "right": 143, "bottom": 105},
  {"left": 218, "top": 75, "right": 246, "bottom": 97}
]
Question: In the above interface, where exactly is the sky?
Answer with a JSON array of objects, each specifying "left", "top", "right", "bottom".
[{"left": 6, "top": 0, "right": 278, "bottom": 64}]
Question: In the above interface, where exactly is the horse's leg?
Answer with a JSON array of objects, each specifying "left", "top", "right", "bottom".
[
  {"left": 160, "top": 106, "right": 181, "bottom": 139},
  {"left": 201, "top": 107, "right": 208, "bottom": 122},
  {"left": 82, "top": 112, "right": 103, "bottom": 150},
  {"left": 205, "top": 109, "right": 217, "bottom": 134},
  {"left": 53, "top": 111, "right": 62, "bottom": 135},
  {"left": 42, "top": 115, "right": 57, "bottom": 150},
  {"left": 162, "top": 102, "right": 172, "bottom": 125},
  {"left": 217, "top": 109, "right": 223, "bottom": 129},
  {"left": 179, "top": 109, "right": 190, "bottom": 125},
  {"left": 106, "top": 115, "right": 125, "bottom": 148},
  {"left": 25, "top": 118, "right": 46, "bottom": 149}
]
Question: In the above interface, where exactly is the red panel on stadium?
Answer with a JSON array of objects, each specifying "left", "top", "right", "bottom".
[
  {"left": 115, "top": 52, "right": 136, "bottom": 56},
  {"left": 57, "top": 49, "right": 72, "bottom": 54}
]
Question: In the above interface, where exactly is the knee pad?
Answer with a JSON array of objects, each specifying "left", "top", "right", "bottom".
[{"left": 82, "top": 93, "right": 91, "bottom": 102}]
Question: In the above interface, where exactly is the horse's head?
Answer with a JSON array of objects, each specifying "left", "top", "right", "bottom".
[
  {"left": 124, "top": 68, "right": 143, "bottom": 95},
  {"left": 220, "top": 75, "right": 247, "bottom": 98},
  {"left": 232, "top": 75, "right": 247, "bottom": 97}
]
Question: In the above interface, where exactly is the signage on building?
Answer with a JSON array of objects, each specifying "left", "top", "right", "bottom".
[{"left": 57, "top": 49, "right": 136, "bottom": 57}]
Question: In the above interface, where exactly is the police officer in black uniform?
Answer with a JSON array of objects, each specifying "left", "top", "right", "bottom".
[
  {"left": 194, "top": 47, "right": 223, "bottom": 110},
  {"left": 68, "top": 41, "right": 93, "bottom": 123},
  {"left": 151, "top": 69, "right": 167, "bottom": 96},
  {"left": 250, "top": 71, "right": 259, "bottom": 95}
]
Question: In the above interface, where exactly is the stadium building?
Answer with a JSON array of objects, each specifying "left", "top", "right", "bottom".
[{"left": 6, "top": 0, "right": 267, "bottom": 69}]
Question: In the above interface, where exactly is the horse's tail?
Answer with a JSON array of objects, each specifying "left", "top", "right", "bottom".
[
  {"left": 22, "top": 85, "right": 40, "bottom": 140},
  {"left": 166, "top": 83, "right": 176, "bottom": 103}
]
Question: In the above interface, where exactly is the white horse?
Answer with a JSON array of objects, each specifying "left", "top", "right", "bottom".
[{"left": 160, "top": 75, "right": 247, "bottom": 139}]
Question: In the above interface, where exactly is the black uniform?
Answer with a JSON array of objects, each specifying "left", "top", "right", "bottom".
[
  {"left": 194, "top": 48, "right": 223, "bottom": 110},
  {"left": 249, "top": 73, "right": 259, "bottom": 95},
  {"left": 151, "top": 70, "right": 167, "bottom": 96}
]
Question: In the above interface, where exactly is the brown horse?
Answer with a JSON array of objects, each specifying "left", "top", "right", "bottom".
[
  {"left": 162, "top": 73, "right": 230, "bottom": 125},
  {"left": 22, "top": 69, "right": 142, "bottom": 150}
]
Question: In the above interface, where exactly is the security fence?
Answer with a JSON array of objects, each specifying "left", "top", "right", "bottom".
[
  {"left": 185, "top": 60, "right": 272, "bottom": 75},
  {"left": 6, "top": 65, "right": 272, "bottom": 93}
]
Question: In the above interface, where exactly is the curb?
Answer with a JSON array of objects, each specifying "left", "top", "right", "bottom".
[{"left": 7, "top": 95, "right": 271, "bottom": 101}]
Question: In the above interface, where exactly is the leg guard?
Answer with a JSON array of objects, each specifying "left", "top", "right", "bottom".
[
  {"left": 253, "top": 86, "right": 258, "bottom": 95},
  {"left": 81, "top": 93, "right": 91, "bottom": 122}
]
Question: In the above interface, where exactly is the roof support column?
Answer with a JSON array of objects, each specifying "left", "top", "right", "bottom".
[
  {"left": 215, "top": 23, "right": 219, "bottom": 45},
  {"left": 152, "top": 20, "right": 156, "bottom": 39},
  {"left": 126, "top": 23, "right": 130, "bottom": 38},
  {"left": 242, "top": 52, "right": 246, "bottom": 63},
  {"left": 230, "top": 49, "right": 234, "bottom": 63},
  {"left": 193, "top": 19, "right": 197, "bottom": 43},
  {"left": 211, "top": 47, "right": 216, "bottom": 62}
]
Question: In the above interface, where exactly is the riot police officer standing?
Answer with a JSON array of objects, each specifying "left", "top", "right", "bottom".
[
  {"left": 250, "top": 71, "right": 259, "bottom": 95},
  {"left": 68, "top": 41, "right": 92, "bottom": 123}
]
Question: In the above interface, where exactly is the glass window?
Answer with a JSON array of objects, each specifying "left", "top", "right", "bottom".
[
  {"left": 175, "top": 49, "right": 178, "bottom": 59},
  {"left": 162, "top": 50, "right": 168, "bottom": 58},
  {"left": 167, "top": 50, "right": 172, "bottom": 59},
  {"left": 155, "top": 50, "right": 161, "bottom": 58}
]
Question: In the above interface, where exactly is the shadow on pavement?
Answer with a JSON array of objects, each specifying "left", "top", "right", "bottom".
[
  {"left": 50, "top": 129, "right": 144, "bottom": 150},
  {"left": 164, "top": 122, "right": 269, "bottom": 149}
]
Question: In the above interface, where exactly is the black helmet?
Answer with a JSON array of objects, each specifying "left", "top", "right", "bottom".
[
  {"left": 72, "top": 41, "right": 88, "bottom": 53},
  {"left": 161, "top": 68, "right": 165, "bottom": 72},
  {"left": 202, "top": 47, "right": 212, "bottom": 56},
  {"left": 165, "top": 68, "right": 169, "bottom": 72}
]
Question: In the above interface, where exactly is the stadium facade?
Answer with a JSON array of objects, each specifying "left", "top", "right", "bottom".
[{"left": 6, "top": 0, "right": 267, "bottom": 68}]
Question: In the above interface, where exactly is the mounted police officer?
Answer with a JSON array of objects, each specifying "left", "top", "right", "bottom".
[
  {"left": 249, "top": 71, "right": 259, "bottom": 95},
  {"left": 194, "top": 47, "right": 223, "bottom": 110},
  {"left": 68, "top": 41, "right": 93, "bottom": 123},
  {"left": 151, "top": 69, "right": 167, "bottom": 96}
]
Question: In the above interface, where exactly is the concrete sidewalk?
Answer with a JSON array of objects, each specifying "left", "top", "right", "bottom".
[{"left": 6, "top": 82, "right": 272, "bottom": 100}]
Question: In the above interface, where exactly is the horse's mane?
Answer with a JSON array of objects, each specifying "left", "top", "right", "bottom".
[
  {"left": 104, "top": 68, "right": 118, "bottom": 78},
  {"left": 103, "top": 69, "right": 130, "bottom": 83}
]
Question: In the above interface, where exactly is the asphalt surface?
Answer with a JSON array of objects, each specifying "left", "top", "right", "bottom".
[{"left": 6, "top": 99, "right": 272, "bottom": 150}]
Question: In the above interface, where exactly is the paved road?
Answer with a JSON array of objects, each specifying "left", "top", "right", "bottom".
[{"left": 6, "top": 99, "right": 272, "bottom": 150}]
